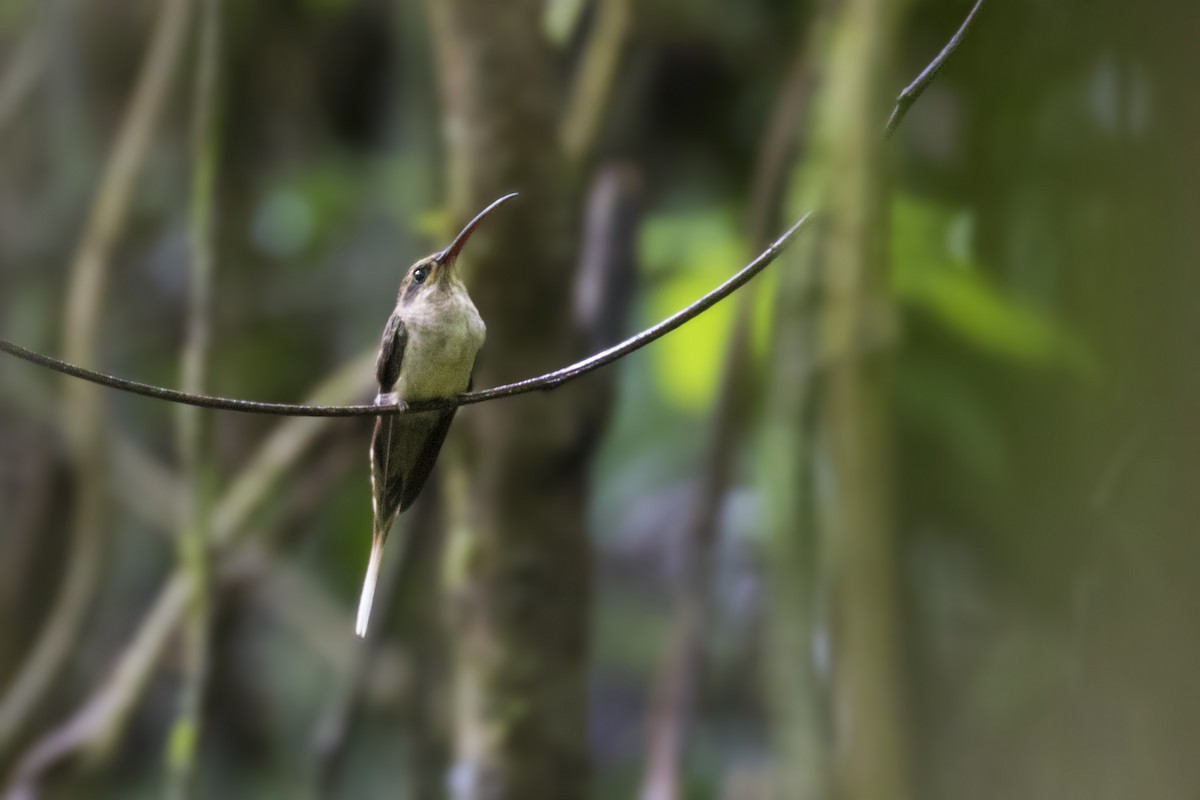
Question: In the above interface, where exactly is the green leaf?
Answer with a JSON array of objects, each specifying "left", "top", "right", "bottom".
[
  {"left": 638, "top": 208, "right": 774, "bottom": 411},
  {"left": 891, "top": 195, "right": 1095, "bottom": 375}
]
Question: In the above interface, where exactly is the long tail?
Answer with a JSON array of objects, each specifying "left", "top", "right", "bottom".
[{"left": 355, "top": 528, "right": 386, "bottom": 637}]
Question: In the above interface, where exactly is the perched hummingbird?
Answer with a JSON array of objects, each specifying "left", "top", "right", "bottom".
[{"left": 356, "top": 193, "right": 517, "bottom": 637}]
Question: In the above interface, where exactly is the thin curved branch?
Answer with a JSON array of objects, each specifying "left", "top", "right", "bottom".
[
  {"left": 0, "top": 212, "right": 812, "bottom": 418},
  {"left": 884, "top": 0, "right": 984, "bottom": 139}
]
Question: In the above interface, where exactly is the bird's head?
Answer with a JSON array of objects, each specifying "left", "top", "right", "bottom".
[{"left": 399, "top": 193, "right": 518, "bottom": 303}]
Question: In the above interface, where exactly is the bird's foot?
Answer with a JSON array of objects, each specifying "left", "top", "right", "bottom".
[{"left": 374, "top": 392, "right": 407, "bottom": 412}]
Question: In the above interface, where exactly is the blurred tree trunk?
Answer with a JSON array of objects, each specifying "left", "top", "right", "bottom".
[
  {"left": 762, "top": 0, "right": 907, "bottom": 799},
  {"left": 423, "top": 2, "right": 596, "bottom": 799}
]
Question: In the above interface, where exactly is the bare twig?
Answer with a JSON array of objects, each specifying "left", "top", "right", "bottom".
[
  {"left": 0, "top": 213, "right": 812, "bottom": 417},
  {"left": 883, "top": 0, "right": 984, "bottom": 139},
  {"left": 0, "top": 0, "right": 192, "bottom": 760},
  {"left": 168, "top": 0, "right": 221, "bottom": 795}
]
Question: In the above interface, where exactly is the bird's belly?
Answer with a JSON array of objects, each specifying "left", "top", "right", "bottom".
[{"left": 398, "top": 317, "right": 484, "bottom": 400}]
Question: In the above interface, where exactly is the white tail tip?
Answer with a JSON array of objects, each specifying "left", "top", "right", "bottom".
[{"left": 355, "top": 539, "right": 385, "bottom": 638}]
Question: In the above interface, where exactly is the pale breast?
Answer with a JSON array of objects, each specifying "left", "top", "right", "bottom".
[{"left": 397, "top": 293, "right": 485, "bottom": 400}]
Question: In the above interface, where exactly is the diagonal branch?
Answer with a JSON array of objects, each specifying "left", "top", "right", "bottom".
[
  {"left": 0, "top": 213, "right": 812, "bottom": 418},
  {"left": 884, "top": 0, "right": 985, "bottom": 139}
]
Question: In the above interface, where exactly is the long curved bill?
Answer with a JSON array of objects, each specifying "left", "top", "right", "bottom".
[{"left": 435, "top": 192, "right": 519, "bottom": 265}]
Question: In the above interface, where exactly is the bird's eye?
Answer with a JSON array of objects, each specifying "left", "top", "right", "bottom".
[{"left": 412, "top": 265, "right": 429, "bottom": 284}]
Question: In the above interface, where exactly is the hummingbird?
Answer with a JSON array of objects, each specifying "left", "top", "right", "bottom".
[{"left": 356, "top": 193, "right": 517, "bottom": 637}]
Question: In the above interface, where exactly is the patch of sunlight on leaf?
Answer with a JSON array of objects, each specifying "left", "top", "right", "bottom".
[
  {"left": 648, "top": 269, "right": 735, "bottom": 410},
  {"left": 543, "top": 0, "right": 588, "bottom": 46},
  {"left": 640, "top": 207, "right": 775, "bottom": 411},
  {"left": 892, "top": 195, "right": 1096, "bottom": 376},
  {"left": 899, "top": 356, "right": 1007, "bottom": 487},
  {"left": 640, "top": 207, "right": 741, "bottom": 278}
]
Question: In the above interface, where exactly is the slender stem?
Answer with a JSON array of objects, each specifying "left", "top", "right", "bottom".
[
  {"left": 0, "top": 213, "right": 812, "bottom": 418},
  {"left": 168, "top": 0, "right": 221, "bottom": 796},
  {"left": 884, "top": 0, "right": 984, "bottom": 139}
]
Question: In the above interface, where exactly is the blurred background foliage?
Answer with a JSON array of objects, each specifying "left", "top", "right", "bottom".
[{"left": 1, "top": 0, "right": 1199, "bottom": 798}]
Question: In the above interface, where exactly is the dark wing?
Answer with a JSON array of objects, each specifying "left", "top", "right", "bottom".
[
  {"left": 398, "top": 409, "right": 456, "bottom": 513},
  {"left": 375, "top": 313, "right": 407, "bottom": 392},
  {"left": 391, "top": 373, "right": 472, "bottom": 514},
  {"left": 370, "top": 314, "right": 407, "bottom": 532},
  {"left": 371, "top": 414, "right": 404, "bottom": 527}
]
